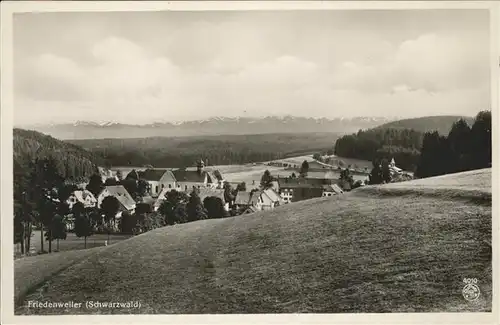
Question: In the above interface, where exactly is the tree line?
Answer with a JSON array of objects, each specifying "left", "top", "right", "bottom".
[
  {"left": 334, "top": 128, "right": 423, "bottom": 172},
  {"left": 69, "top": 133, "right": 338, "bottom": 168},
  {"left": 416, "top": 111, "right": 491, "bottom": 178}
]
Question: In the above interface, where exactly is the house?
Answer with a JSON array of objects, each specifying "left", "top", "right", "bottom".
[
  {"left": 278, "top": 177, "right": 341, "bottom": 203},
  {"left": 322, "top": 184, "right": 344, "bottom": 197},
  {"left": 97, "top": 185, "right": 136, "bottom": 216},
  {"left": 306, "top": 160, "right": 336, "bottom": 170},
  {"left": 278, "top": 182, "right": 324, "bottom": 203},
  {"left": 66, "top": 190, "right": 97, "bottom": 209},
  {"left": 197, "top": 188, "right": 229, "bottom": 211},
  {"left": 234, "top": 191, "right": 252, "bottom": 211},
  {"left": 137, "top": 168, "right": 178, "bottom": 197},
  {"left": 173, "top": 164, "right": 225, "bottom": 191},
  {"left": 389, "top": 158, "right": 403, "bottom": 177},
  {"left": 254, "top": 188, "right": 284, "bottom": 211}
]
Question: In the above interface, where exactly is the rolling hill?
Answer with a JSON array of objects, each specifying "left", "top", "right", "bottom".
[
  {"left": 23, "top": 116, "right": 393, "bottom": 140},
  {"left": 376, "top": 115, "right": 475, "bottom": 135},
  {"left": 15, "top": 168, "right": 492, "bottom": 314},
  {"left": 13, "top": 128, "right": 101, "bottom": 181}
]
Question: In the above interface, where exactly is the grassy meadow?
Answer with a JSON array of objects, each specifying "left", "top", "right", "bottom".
[{"left": 14, "top": 168, "right": 491, "bottom": 314}]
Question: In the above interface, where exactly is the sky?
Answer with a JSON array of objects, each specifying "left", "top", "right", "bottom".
[{"left": 13, "top": 9, "right": 492, "bottom": 126}]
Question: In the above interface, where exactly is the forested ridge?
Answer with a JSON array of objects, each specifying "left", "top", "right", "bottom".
[
  {"left": 334, "top": 128, "right": 424, "bottom": 171},
  {"left": 69, "top": 133, "right": 341, "bottom": 168},
  {"left": 14, "top": 129, "right": 101, "bottom": 180},
  {"left": 335, "top": 112, "right": 491, "bottom": 176},
  {"left": 375, "top": 115, "right": 475, "bottom": 135}
]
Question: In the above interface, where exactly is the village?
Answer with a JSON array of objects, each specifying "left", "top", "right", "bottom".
[{"left": 61, "top": 156, "right": 408, "bottom": 232}]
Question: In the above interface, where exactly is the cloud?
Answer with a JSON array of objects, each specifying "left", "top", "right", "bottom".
[
  {"left": 14, "top": 27, "right": 490, "bottom": 125},
  {"left": 331, "top": 32, "right": 489, "bottom": 94}
]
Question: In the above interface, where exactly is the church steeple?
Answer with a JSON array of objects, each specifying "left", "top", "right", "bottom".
[{"left": 196, "top": 159, "right": 205, "bottom": 174}]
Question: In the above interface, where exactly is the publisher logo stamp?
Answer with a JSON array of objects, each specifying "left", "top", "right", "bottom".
[{"left": 462, "top": 278, "right": 481, "bottom": 301}]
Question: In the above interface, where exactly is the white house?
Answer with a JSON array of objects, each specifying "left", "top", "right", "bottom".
[
  {"left": 138, "top": 169, "right": 178, "bottom": 197},
  {"left": 66, "top": 190, "right": 97, "bottom": 209},
  {"left": 97, "top": 185, "right": 136, "bottom": 216},
  {"left": 254, "top": 188, "right": 284, "bottom": 211},
  {"left": 389, "top": 158, "right": 403, "bottom": 176}
]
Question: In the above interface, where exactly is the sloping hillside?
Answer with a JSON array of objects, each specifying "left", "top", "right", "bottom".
[
  {"left": 377, "top": 115, "right": 474, "bottom": 134},
  {"left": 14, "top": 128, "right": 101, "bottom": 180},
  {"left": 15, "top": 169, "right": 492, "bottom": 314}
]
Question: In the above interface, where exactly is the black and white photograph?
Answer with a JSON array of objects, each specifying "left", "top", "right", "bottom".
[{"left": 1, "top": 1, "right": 498, "bottom": 323}]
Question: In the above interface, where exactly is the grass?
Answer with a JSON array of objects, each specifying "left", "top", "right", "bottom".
[
  {"left": 15, "top": 169, "right": 492, "bottom": 314},
  {"left": 25, "top": 231, "right": 133, "bottom": 255},
  {"left": 15, "top": 247, "right": 105, "bottom": 305}
]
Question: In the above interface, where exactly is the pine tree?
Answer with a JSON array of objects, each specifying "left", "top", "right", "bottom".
[
  {"left": 101, "top": 196, "right": 120, "bottom": 243},
  {"left": 187, "top": 189, "right": 207, "bottom": 222},
  {"left": 32, "top": 157, "right": 65, "bottom": 253},
  {"left": 380, "top": 159, "right": 392, "bottom": 183},
  {"left": 74, "top": 210, "right": 94, "bottom": 249},
  {"left": 47, "top": 215, "right": 67, "bottom": 251},
  {"left": 448, "top": 119, "right": 472, "bottom": 173},
  {"left": 299, "top": 161, "right": 309, "bottom": 177},
  {"left": 86, "top": 174, "right": 104, "bottom": 197},
  {"left": 369, "top": 159, "right": 383, "bottom": 185},
  {"left": 339, "top": 168, "right": 354, "bottom": 189},
  {"left": 470, "top": 111, "right": 491, "bottom": 169},
  {"left": 260, "top": 170, "right": 273, "bottom": 189}
]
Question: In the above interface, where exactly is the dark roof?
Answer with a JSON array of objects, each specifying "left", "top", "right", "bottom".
[
  {"left": 290, "top": 187, "right": 324, "bottom": 202},
  {"left": 279, "top": 182, "right": 321, "bottom": 189},
  {"left": 172, "top": 169, "right": 206, "bottom": 183},
  {"left": 182, "top": 167, "right": 223, "bottom": 182},
  {"left": 138, "top": 169, "right": 169, "bottom": 181},
  {"left": 126, "top": 169, "right": 140, "bottom": 180}
]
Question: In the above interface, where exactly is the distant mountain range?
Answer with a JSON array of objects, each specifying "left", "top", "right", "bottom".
[{"left": 23, "top": 116, "right": 394, "bottom": 140}]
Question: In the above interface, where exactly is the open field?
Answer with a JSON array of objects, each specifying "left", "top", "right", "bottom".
[
  {"left": 222, "top": 166, "right": 285, "bottom": 189},
  {"left": 15, "top": 168, "right": 491, "bottom": 314}
]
